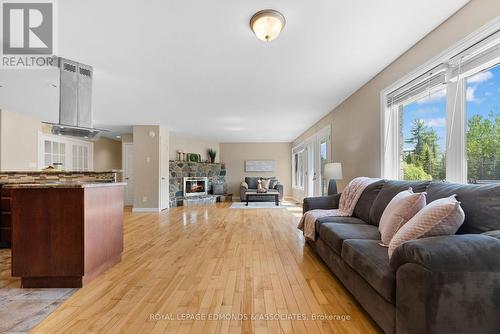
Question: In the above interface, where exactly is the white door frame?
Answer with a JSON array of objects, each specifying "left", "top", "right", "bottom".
[{"left": 122, "top": 143, "right": 134, "bottom": 206}]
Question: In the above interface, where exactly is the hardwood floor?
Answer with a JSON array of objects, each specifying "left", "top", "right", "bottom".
[{"left": 11, "top": 202, "right": 380, "bottom": 333}]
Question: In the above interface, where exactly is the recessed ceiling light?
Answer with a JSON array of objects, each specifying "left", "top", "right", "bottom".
[
  {"left": 250, "top": 9, "right": 285, "bottom": 42},
  {"left": 116, "top": 135, "right": 121, "bottom": 139}
]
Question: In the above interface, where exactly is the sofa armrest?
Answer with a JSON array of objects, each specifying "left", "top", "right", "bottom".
[
  {"left": 274, "top": 183, "right": 284, "bottom": 200},
  {"left": 240, "top": 182, "right": 249, "bottom": 201},
  {"left": 394, "top": 235, "right": 500, "bottom": 334},
  {"left": 390, "top": 234, "right": 500, "bottom": 272},
  {"left": 303, "top": 194, "right": 341, "bottom": 214}
]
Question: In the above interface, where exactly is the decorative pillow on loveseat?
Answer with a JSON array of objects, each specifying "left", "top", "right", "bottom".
[
  {"left": 378, "top": 188, "right": 426, "bottom": 245},
  {"left": 388, "top": 195, "right": 465, "bottom": 258},
  {"left": 260, "top": 179, "right": 271, "bottom": 189}
]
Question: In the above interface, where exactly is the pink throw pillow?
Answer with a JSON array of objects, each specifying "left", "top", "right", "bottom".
[
  {"left": 378, "top": 188, "right": 426, "bottom": 245},
  {"left": 388, "top": 195, "right": 465, "bottom": 258}
]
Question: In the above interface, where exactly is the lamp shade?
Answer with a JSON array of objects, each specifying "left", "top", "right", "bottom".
[{"left": 324, "top": 163, "right": 343, "bottom": 180}]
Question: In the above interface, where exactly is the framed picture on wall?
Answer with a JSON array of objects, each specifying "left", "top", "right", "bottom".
[{"left": 245, "top": 160, "right": 275, "bottom": 172}]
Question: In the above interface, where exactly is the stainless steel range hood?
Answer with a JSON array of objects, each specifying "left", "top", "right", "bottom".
[{"left": 44, "top": 58, "right": 106, "bottom": 138}]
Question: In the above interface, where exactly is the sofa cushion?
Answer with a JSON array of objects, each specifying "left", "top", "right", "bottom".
[
  {"left": 245, "top": 177, "right": 260, "bottom": 189},
  {"left": 316, "top": 216, "right": 366, "bottom": 225},
  {"left": 319, "top": 223, "right": 381, "bottom": 255},
  {"left": 369, "top": 180, "right": 431, "bottom": 226},
  {"left": 315, "top": 216, "right": 365, "bottom": 237},
  {"left": 426, "top": 182, "right": 500, "bottom": 234},
  {"left": 352, "top": 180, "right": 387, "bottom": 223},
  {"left": 342, "top": 239, "right": 396, "bottom": 303}
]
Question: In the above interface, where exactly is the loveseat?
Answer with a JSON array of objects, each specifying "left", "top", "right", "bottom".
[
  {"left": 303, "top": 180, "right": 500, "bottom": 334},
  {"left": 240, "top": 176, "right": 284, "bottom": 202}
]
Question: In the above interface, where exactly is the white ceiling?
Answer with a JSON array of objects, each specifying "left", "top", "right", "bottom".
[{"left": 0, "top": 0, "right": 469, "bottom": 142}]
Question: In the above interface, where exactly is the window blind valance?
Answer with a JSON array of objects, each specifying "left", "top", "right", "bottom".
[{"left": 386, "top": 65, "right": 447, "bottom": 106}]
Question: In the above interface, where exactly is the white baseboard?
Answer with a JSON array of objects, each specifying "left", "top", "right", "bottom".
[{"left": 132, "top": 207, "right": 162, "bottom": 213}]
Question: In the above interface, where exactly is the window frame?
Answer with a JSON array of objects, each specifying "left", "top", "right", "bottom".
[
  {"left": 381, "top": 18, "right": 500, "bottom": 183},
  {"left": 38, "top": 132, "right": 94, "bottom": 171}
]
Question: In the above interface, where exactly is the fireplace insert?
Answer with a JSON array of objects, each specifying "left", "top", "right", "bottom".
[{"left": 183, "top": 177, "right": 208, "bottom": 197}]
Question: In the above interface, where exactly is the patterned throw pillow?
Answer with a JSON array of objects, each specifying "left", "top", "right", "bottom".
[
  {"left": 378, "top": 188, "right": 426, "bottom": 245},
  {"left": 388, "top": 195, "right": 465, "bottom": 258},
  {"left": 261, "top": 179, "right": 271, "bottom": 189},
  {"left": 269, "top": 179, "right": 279, "bottom": 189}
]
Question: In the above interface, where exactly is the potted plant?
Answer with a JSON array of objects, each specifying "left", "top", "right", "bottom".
[{"left": 208, "top": 148, "right": 217, "bottom": 163}]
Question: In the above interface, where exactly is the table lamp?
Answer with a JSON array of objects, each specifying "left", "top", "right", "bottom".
[{"left": 324, "top": 162, "right": 343, "bottom": 195}]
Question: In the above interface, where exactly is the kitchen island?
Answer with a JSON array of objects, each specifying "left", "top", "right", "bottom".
[{"left": 7, "top": 182, "right": 125, "bottom": 288}]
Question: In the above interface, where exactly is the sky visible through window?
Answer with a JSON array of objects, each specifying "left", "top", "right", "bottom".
[
  {"left": 403, "top": 64, "right": 500, "bottom": 152},
  {"left": 466, "top": 65, "right": 500, "bottom": 126}
]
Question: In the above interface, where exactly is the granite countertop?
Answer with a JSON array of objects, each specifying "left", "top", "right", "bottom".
[{"left": 3, "top": 182, "right": 127, "bottom": 189}]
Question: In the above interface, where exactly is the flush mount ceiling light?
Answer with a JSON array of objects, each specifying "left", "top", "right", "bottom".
[{"left": 250, "top": 10, "right": 285, "bottom": 42}]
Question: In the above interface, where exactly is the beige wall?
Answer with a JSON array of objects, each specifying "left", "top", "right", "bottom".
[
  {"left": 0, "top": 109, "right": 41, "bottom": 171},
  {"left": 220, "top": 142, "right": 292, "bottom": 197},
  {"left": 169, "top": 134, "right": 220, "bottom": 162},
  {"left": 293, "top": 0, "right": 500, "bottom": 191},
  {"left": 93, "top": 137, "right": 122, "bottom": 171}
]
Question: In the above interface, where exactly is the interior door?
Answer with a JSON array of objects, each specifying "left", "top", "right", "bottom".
[
  {"left": 122, "top": 143, "right": 134, "bottom": 206},
  {"left": 159, "top": 133, "right": 169, "bottom": 210}
]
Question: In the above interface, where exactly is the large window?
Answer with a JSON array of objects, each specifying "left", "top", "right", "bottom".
[
  {"left": 382, "top": 27, "right": 500, "bottom": 184},
  {"left": 466, "top": 64, "right": 500, "bottom": 183},
  {"left": 293, "top": 147, "right": 305, "bottom": 189},
  {"left": 401, "top": 89, "right": 447, "bottom": 181},
  {"left": 39, "top": 134, "right": 93, "bottom": 171}
]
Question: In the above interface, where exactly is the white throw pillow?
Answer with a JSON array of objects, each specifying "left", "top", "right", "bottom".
[
  {"left": 388, "top": 195, "right": 465, "bottom": 258},
  {"left": 378, "top": 188, "right": 426, "bottom": 245},
  {"left": 261, "top": 179, "right": 271, "bottom": 189}
]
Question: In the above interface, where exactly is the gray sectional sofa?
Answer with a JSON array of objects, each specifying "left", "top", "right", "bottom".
[
  {"left": 303, "top": 180, "right": 500, "bottom": 334},
  {"left": 240, "top": 176, "right": 284, "bottom": 202}
]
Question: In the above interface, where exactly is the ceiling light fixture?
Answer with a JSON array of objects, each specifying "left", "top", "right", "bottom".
[{"left": 250, "top": 9, "right": 285, "bottom": 42}]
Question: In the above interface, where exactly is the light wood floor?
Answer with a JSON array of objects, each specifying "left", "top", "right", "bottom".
[{"left": 7, "top": 202, "right": 381, "bottom": 333}]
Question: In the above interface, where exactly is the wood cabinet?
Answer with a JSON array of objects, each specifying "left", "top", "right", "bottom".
[
  {"left": 0, "top": 187, "right": 12, "bottom": 248},
  {"left": 10, "top": 184, "right": 125, "bottom": 288}
]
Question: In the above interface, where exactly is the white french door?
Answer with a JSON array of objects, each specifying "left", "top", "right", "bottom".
[{"left": 305, "top": 126, "right": 331, "bottom": 197}]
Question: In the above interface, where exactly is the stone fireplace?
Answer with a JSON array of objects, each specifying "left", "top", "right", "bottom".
[{"left": 169, "top": 161, "right": 226, "bottom": 207}]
